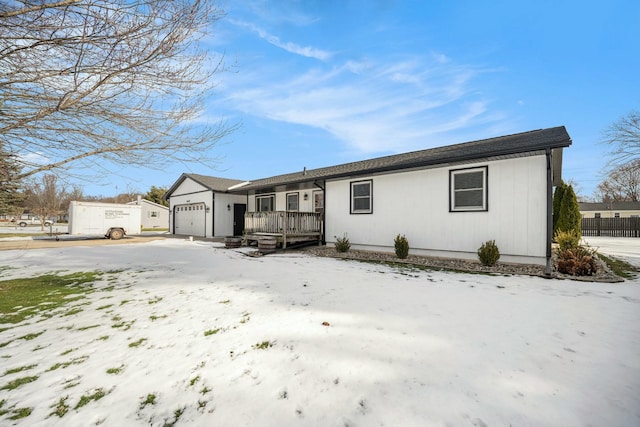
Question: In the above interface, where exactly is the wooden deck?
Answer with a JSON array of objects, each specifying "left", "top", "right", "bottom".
[{"left": 244, "top": 211, "right": 322, "bottom": 248}]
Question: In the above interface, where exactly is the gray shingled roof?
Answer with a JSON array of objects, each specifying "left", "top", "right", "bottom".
[
  {"left": 164, "top": 173, "right": 245, "bottom": 199},
  {"left": 579, "top": 201, "right": 640, "bottom": 211},
  {"left": 235, "top": 126, "right": 572, "bottom": 192}
]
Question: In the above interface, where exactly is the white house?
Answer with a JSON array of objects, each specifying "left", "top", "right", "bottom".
[
  {"left": 127, "top": 197, "right": 170, "bottom": 229},
  {"left": 163, "top": 174, "right": 247, "bottom": 238},
  {"left": 167, "top": 127, "right": 572, "bottom": 273},
  {"left": 579, "top": 201, "right": 640, "bottom": 218}
]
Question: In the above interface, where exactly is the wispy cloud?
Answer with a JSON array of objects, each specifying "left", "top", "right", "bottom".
[
  {"left": 229, "top": 19, "right": 332, "bottom": 60},
  {"left": 214, "top": 54, "right": 505, "bottom": 154}
]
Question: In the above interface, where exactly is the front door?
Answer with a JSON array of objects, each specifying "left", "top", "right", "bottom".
[{"left": 233, "top": 203, "right": 246, "bottom": 236}]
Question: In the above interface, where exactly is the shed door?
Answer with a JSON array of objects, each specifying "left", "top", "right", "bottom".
[{"left": 174, "top": 203, "right": 206, "bottom": 237}]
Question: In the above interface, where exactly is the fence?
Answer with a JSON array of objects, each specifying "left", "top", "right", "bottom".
[{"left": 581, "top": 217, "right": 640, "bottom": 237}]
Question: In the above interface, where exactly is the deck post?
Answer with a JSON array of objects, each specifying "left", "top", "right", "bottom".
[{"left": 282, "top": 212, "right": 287, "bottom": 249}]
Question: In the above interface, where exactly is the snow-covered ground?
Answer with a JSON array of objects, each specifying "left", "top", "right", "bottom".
[{"left": 0, "top": 239, "right": 638, "bottom": 426}]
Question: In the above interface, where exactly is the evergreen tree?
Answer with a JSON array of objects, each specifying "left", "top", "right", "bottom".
[
  {"left": 0, "top": 146, "right": 24, "bottom": 215},
  {"left": 556, "top": 184, "right": 582, "bottom": 238},
  {"left": 144, "top": 186, "right": 169, "bottom": 207},
  {"left": 552, "top": 181, "right": 567, "bottom": 235}
]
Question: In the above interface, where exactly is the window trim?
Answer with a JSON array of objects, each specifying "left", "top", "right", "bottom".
[
  {"left": 286, "top": 192, "right": 299, "bottom": 212},
  {"left": 255, "top": 194, "right": 275, "bottom": 212},
  {"left": 350, "top": 179, "right": 373, "bottom": 214},
  {"left": 449, "top": 166, "right": 488, "bottom": 212}
]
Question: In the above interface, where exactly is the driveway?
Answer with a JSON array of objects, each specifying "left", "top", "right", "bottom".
[{"left": 583, "top": 236, "right": 640, "bottom": 268}]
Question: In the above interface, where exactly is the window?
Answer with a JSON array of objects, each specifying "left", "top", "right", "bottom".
[
  {"left": 614, "top": 212, "right": 620, "bottom": 218},
  {"left": 595, "top": 213, "right": 601, "bottom": 218},
  {"left": 450, "top": 166, "right": 488, "bottom": 211},
  {"left": 351, "top": 180, "right": 372, "bottom": 214},
  {"left": 286, "top": 193, "right": 299, "bottom": 211},
  {"left": 150, "top": 211, "right": 158, "bottom": 218},
  {"left": 256, "top": 195, "right": 275, "bottom": 212}
]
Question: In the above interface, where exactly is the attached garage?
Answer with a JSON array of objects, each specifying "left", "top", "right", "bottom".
[
  {"left": 174, "top": 202, "right": 206, "bottom": 237},
  {"left": 164, "top": 173, "right": 248, "bottom": 238}
]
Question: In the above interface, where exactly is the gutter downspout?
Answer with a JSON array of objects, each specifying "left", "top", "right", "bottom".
[{"left": 545, "top": 148, "right": 553, "bottom": 277}]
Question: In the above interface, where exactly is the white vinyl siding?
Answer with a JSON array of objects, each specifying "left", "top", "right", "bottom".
[{"left": 450, "top": 167, "right": 488, "bottom": 211}]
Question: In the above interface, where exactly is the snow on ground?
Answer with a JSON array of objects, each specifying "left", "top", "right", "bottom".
[
  {"left": 0, "top": 239, "right": 639, "bottom": 426},
  {"left": 583, "top": 236, "right": 640, "bottom": 268}
]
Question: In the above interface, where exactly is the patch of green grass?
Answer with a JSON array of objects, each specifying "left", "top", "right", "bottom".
[
  {"left": 149, "top": 314, "right": 168, "bottom": 321},
  {"left": 96, "top": 304, "right": 113, "bottom": 310},
  {"left": 148, "top": 296, "right": 163, "bottom": 305},
  {"left": 49, "top": 396, "right": 69, "bottom": 418},
  {"left": 8, "top": 406, "right": 32, "bottom": 420},
  {"left": 120, "top": 300, "right": 130, "bottom": 305},
  {"left": 74, "top": 388, "right": 106, "bottom": 409},
  {"left": 19, "top": 331, "right": 45, "bottom": 341},
  {"left": 1, "top": 375, "right": 39, "bottom": 390},
  {"left": 60, "top": 348, "right": 75, "bottom": 356},
  {"left": 163, "top": 407, "right": 185, "bottom": 427},
  {"left": 3, "top": 364, "right": 37, "bottom": 376},
  {"left": 77, "top": 324, "right": 100, "bottom": 331},
  {"left": 597, "top": 253, "right": 638, "bottom": 279},
  {"left": 240, "top": 312, "right": 251, "bottom": 324},
  {"left": 96, "top": 335, "right": 109, "bottom": 341},
  {"left": 139, "top": 393, "right": 156, "bottom": 410},
  {"left": 219, "top": 299, "right": 231, "bottom": 304},
  {"left": 204, "top": 328, "right": 220, "bottom": 336},
  {"left": 189, "top": 376, "right": 200, "bottom": 386},
  {"left": 253, "top": 341, "right": 274, "bottom": 350},
  {"left": 200, "top": 386, "right": 211, "bottom": 395},
  {"left": 112, "top": 319, "right": 135, "bottom": 330},
  {"left": 63, "top": 307, "right": 83, "bottom": 316},
  {"left": 47, "top": 355, "right": 89, "bottom": 372},
  {"left": 62, "top": 377, "right": 81, "bottom": 389},
  {"left": 31, "top": 344, "right": 49, "bottom": 351},
  {"left": 0, "top": 272, "right": 103, "bottom": 324},
  {"left": 128, "top": 338, "right": 147, "bottom": 348},
  {"left": 106, "top": 365, "right": 124, "bottom": 375}
]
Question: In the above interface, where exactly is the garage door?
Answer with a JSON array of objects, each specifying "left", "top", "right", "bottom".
[{"left": 174, "top": 203, "right": 206, "bottom": 237}]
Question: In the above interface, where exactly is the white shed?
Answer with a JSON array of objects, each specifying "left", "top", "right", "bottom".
[{"left": 127, "top": 197, "right": 169, "bottom": 229}]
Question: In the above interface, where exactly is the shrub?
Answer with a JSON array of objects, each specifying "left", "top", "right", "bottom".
[
  {"left": 556, "top": 184, "right": 581, "bottom": 238},
  {"left": 554, "top": 229, "right": 580, "bottom": 251},
  {"left": 394, "top": 234, "right": 409, "bottom": 259},
  {"left": 477, "top": 240, "right": 500, "bottom": 266},
  {"left": 334, "top": 234, "right": 351, "bottom": 253},
  {"left": 552, "top": 181, "right": 567, "bottom": 235},
  {"left": 556, "top": 246, "right": 598, "bottom": 276}
]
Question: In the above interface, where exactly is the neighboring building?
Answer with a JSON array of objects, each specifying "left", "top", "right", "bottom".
[
  {"left": 579, "top": 201, "right": 640, "bottom": 219},
  {"left": 166, "top": 127, "right": 572, "bottom": 272},
  {"left": 163, "top": 174, "right": 247, "bottom": 238},
  {"left": 127, "top": 196, "right": 170, "bottom": 229}
]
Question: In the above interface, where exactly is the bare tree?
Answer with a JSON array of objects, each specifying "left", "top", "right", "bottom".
[
  {"left": 23, "top": 174, "right": 69, "bottom": 229},
  {"left": 602, "top": 110, "right": 640, "bottom": 166},
  {"left": 595, "top": 159, "right": 640, "bottom": 202},
  {"left": 1, "top": 0, "right": 235, "bottom": 181}
]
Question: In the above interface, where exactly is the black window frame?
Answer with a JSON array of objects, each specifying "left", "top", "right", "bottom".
[
  {"left": 350, "top": 179, "right": 373, "bottom": 214},
  {"left": 449, "top": 166, "right": 488, "bottom": 212}
]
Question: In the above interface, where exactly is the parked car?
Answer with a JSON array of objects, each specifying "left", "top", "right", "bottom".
[{"left": 11, "top": 217, "right": 54, "bottom": 227}]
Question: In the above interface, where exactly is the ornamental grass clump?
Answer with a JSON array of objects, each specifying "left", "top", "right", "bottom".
[
  {"left": 556, "top": 245, "right": 598, "bottom": 276},
  {"left": 334, "top": 234, "right": 351, "bottom": 253},
  {"left": 554, "top": 229, "right": 580, "bottom": 251},
  {"left": 394, "top": 234, "right": 409, "bottom": 259},
  {"left": 477, "top": 240, "right": 500, "bottom": 267}
]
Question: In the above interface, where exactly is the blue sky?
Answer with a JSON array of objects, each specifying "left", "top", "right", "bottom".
[{"left": 87, "top": 0, "right": 639, "bottom": 199}]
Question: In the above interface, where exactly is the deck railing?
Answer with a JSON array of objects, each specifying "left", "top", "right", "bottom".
[{"left": 244, "top": 211, "right": 322, "bottom": 235}]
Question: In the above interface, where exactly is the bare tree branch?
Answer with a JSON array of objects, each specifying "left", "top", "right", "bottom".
[
  {"left": 602, "top": 110, "right": 640, "bottom": 167},
  {"left": 1, "top": 0, "right": 236, "bottom": 181}
]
